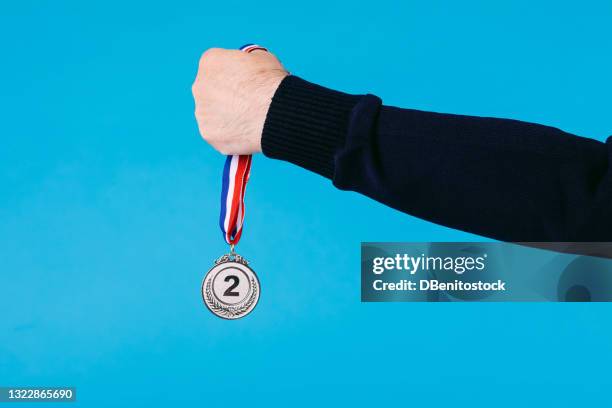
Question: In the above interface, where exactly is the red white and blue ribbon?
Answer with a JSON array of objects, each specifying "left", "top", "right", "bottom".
[
  {"left": 240, "top": 44, "right": 267, "bottom": 54},
  {"left": 219, "top": 44, "right": 267, "bottom": 246}
]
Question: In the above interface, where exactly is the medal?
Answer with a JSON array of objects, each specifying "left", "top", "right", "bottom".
[
  {"left": 202, "top": 44, "right": 266, "bottom": 319},
  {"left": 202, "top": 249, "right": 260, "bottom": 320}
]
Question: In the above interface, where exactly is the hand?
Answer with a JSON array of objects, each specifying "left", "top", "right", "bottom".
[{"left": 192, "top": 47, "right": 288, "bottom": 155}]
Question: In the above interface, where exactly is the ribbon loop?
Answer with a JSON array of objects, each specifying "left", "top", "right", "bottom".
[{"left": 219, "top": 154, "right": 252, "bottom": 245}]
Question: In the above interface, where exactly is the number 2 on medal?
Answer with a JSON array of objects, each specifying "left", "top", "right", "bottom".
[{"left": 223, "top": 275, "right": 240, "bottom": 296}]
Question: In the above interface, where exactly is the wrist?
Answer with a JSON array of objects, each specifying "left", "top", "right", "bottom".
[
  {"left": 261, "top": 75, "right": 362, "bottom": 178},
  {"left": 252, "top": 72, "right": 288, "bottom": 153}
]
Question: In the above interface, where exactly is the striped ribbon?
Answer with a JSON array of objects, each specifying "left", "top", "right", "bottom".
[{"left": 219, "top": 44, "right": 267, "bottom": 246}]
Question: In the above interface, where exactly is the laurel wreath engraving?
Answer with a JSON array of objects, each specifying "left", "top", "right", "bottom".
[{"left": 205, "top": 276, "right": 258, "bottom": 318}]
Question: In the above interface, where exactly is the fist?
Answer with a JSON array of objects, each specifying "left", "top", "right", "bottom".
[{"left": 192, "top": 47, "right": 288, "bottom": 155}]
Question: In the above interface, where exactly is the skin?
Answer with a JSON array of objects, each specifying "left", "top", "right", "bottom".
[{"left": 192, "top": 48, "right": 288, "bottom": 155}]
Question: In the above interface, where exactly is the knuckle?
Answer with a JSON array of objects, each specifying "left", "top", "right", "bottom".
[
  {"left": 199, "top": 124, "right": 215, "bottom": 142},
  {"left": 200, "top": 130, "right": 211, "bottom": 142},
  {"left": 199, "top": 47, "right": 221, "bottom": 65}
]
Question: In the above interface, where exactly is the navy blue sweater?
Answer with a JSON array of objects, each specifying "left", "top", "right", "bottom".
[{"left": 261, "top": 75, "right": 612, "bottom": 241}]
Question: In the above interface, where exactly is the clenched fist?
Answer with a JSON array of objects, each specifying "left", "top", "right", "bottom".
[{"left": 192, "top": 48, "right": 288, "bottom": 155}]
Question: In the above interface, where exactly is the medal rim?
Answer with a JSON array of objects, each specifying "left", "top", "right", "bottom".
[{"left": 202, "top": 257, "right": 260, "bottom": 320}]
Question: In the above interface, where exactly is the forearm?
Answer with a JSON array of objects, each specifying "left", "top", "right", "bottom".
[{"left": 262, "top": 75, "right": 612, "bottom": 241}]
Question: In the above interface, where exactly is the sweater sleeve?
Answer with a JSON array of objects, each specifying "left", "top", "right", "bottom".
[{"left": 261, "top": 75, "right": 612, "bottom": 241}]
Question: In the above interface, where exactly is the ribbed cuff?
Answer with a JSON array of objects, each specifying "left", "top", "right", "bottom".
[{"left": 261, "top": 75, "right": 362, "bottom": 179}]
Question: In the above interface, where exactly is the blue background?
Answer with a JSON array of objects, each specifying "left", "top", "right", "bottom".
[{"left": 1, "top": 0, "right": 611, "bottom": 406}]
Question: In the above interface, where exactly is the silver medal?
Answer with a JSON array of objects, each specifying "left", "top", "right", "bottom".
[{"left": 202, "top": 249, "right": 260, "bottom": 319}]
